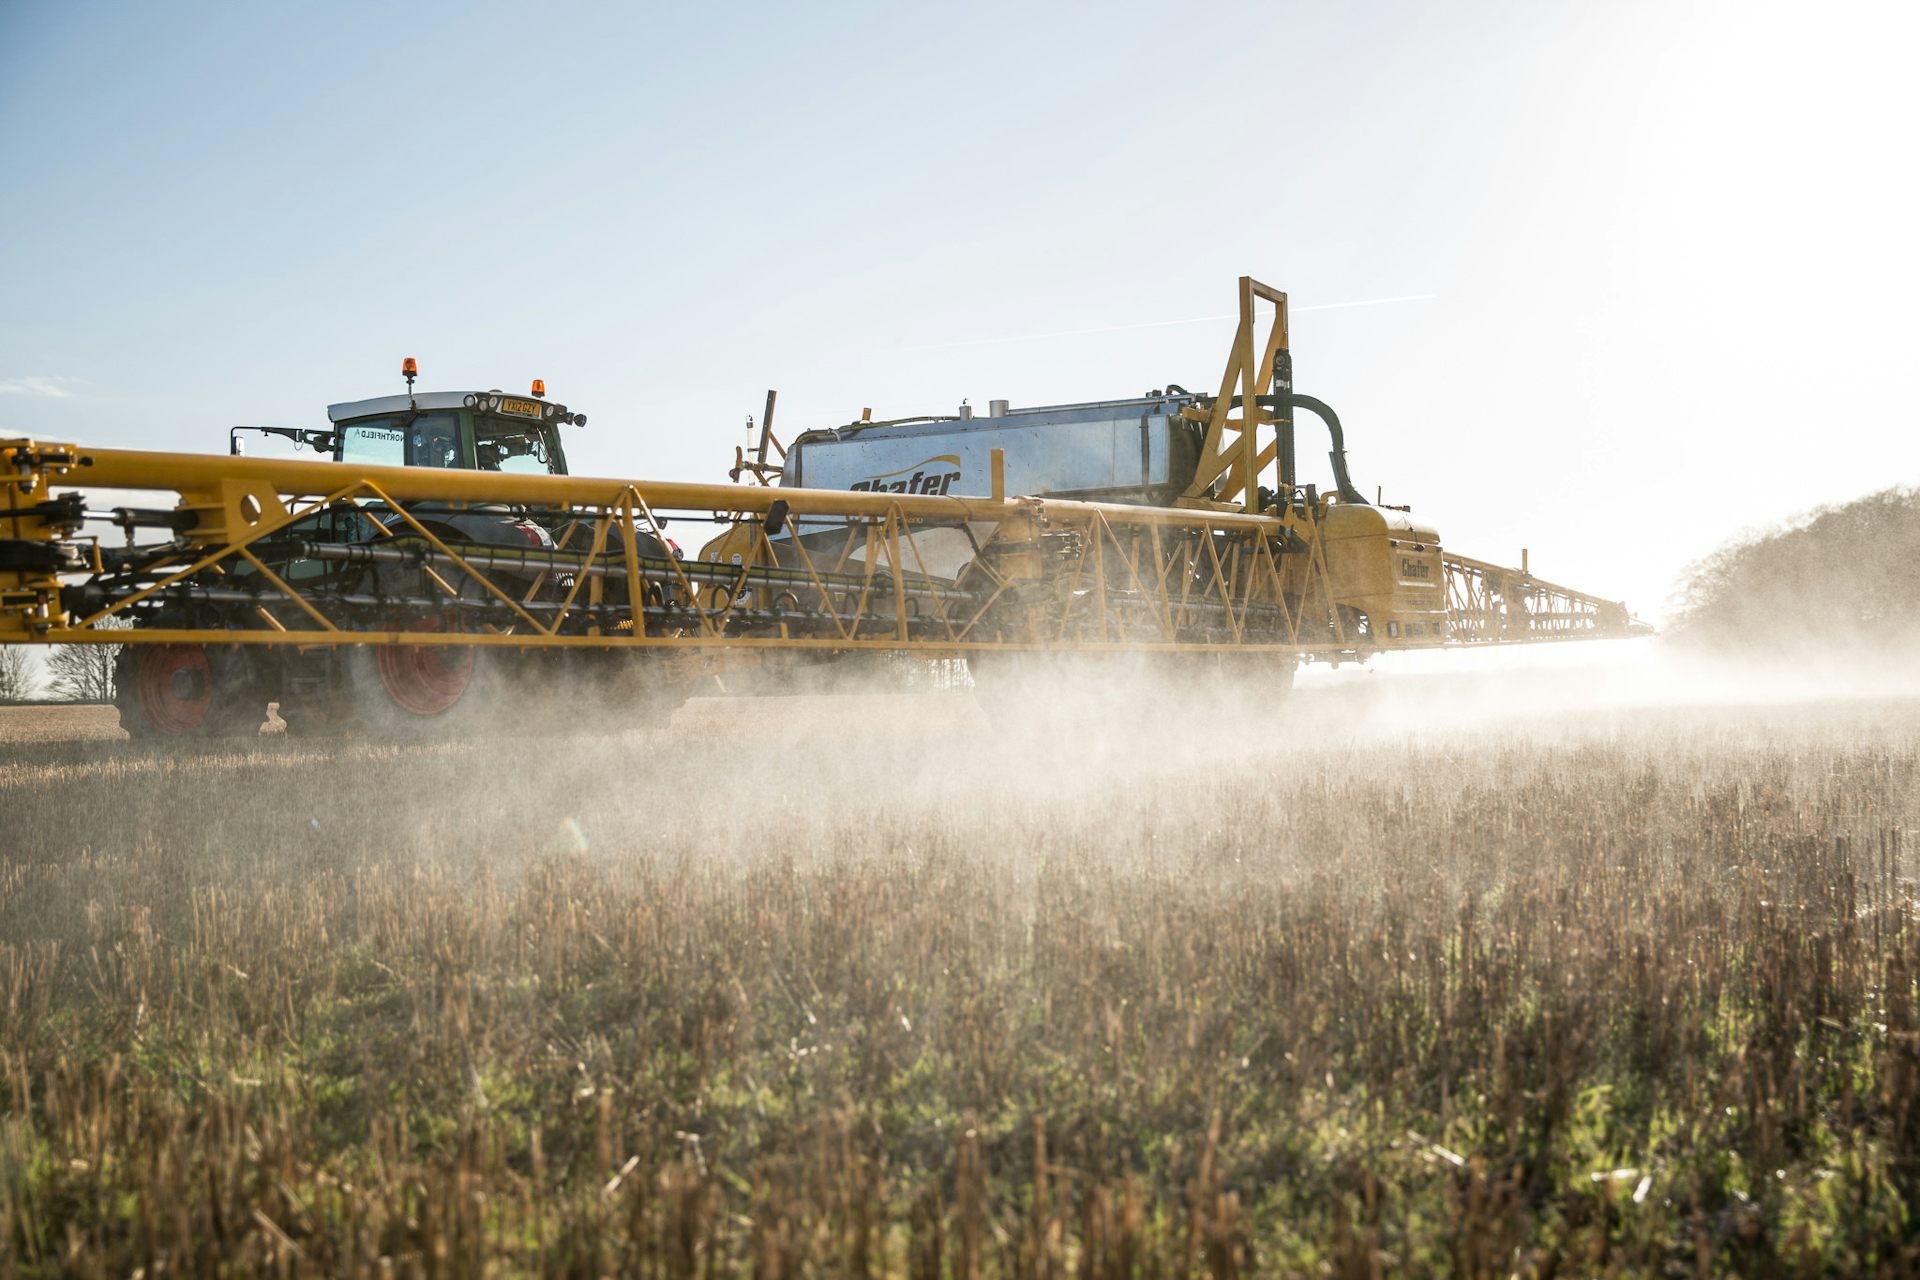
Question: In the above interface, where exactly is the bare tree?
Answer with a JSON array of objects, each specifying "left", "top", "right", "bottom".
[
  {"left": 0, "top": 645, "right": 37, "bottom": 703},
  {"left": 46, "top": 620, "right": 130, "bottom": 704}
]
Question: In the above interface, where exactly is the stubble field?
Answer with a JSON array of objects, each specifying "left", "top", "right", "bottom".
[{"left": 1, "top": 673, "right": 1917, "bottom": 1276}]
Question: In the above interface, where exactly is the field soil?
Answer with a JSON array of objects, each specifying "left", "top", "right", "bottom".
[{"left": 2, "top": 672, "right": 1918, "bottom": 1275}]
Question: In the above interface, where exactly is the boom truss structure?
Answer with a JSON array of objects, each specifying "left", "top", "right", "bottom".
[
  {"left": 1442, "top": 552, "right": 1637, "bottom": 645},
  {"left": 0, "top": 443, "right": 1638, "bottom": 657}
]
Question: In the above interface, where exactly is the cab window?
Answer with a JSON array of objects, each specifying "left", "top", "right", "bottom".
[
  {"left": 475, "top": 417, "right": 564, "bottom": 475},
  {"left": 339, "top": 414, "right": 466, "bottom": 468},
  {"left": 412, "top": 415, "right": 464, "bottom": 469},
  {"left": 339, "top": 419, "right": 406, "bottom": 467}
]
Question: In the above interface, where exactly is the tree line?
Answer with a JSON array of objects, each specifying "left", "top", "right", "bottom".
[
  {"left": 1670, "top": 485, "right": 1920, "bottom": 657},
  {"left": 0, "top": 636, "right": 121, "bottom": 703}
]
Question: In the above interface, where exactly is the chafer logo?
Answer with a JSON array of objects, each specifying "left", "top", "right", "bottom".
[
  {"left": 1400, "top": 556, "right": 1432, "bottom": 580},
  {"left": 850, "top": 454, "right": 961, "bottom": 496}
]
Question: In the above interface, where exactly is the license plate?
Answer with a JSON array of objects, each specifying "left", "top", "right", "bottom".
[{"left": 499, "top": 397, "right": 542, "bottom": 418}]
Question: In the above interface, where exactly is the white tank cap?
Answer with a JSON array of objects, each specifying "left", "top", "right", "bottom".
[{"left": 988, "top": 399, "right": 1010, "bottom": 417}]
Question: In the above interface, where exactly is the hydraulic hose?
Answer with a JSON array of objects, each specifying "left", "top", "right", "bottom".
[
  {"left": 1213, "top": 393, "right": 1369, "bottom": 506},
  {"left": 1282, "top": 393, "right": 1367, "bottom": 507}
]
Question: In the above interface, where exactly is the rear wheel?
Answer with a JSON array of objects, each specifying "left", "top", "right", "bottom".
[
  {"left": 115, "top": 644, "right": 268, "bottom": 740},
  {"left": 372, "top": 641, "right": 477, "bottom": 717},
  {"left": 264, "top": 610, "right": 509, "bottom": 739},
  {"left": 336, "top": 631, "right": 514, "bottom": 738}
]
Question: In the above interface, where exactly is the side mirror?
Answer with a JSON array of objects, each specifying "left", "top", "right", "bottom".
[{"left": 764, "top": 499, "right": 790, "bottom": 538}]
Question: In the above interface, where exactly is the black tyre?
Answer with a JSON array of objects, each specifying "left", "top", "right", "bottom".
[
  {"left": 331, "top": 639, "right": 519, "bottom": 738},
  {"left": 115, "top": 644, "right": 268, "bottom": 740}
]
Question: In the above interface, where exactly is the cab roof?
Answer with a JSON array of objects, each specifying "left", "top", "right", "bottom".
[
  {"left": 328, "top": 392, "right": 471, "bottom": 422},
  {"left": 326, "top": 391, "right": 572, "bottom": 423}
]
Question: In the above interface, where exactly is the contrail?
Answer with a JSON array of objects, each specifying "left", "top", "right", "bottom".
[
  {"left": 886, "top": 294, "right": 1437, "bottom": 354},
  {"left": 1294, "top": 293, "right": 1438, "bottom": 314}
]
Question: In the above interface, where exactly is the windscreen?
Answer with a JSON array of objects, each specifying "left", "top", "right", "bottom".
[{"left": 475, "top": 416, "right": 564, "bottom": 475}]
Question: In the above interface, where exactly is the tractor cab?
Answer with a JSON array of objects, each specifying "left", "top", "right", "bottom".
[
  {"left": 229, "top": 364, "right": 585, "bottom": 477},
  {"left": 324, "top": 385, "right": 580, "bottom": 477},
  {"left": 221, "top": 371, "right": 591, "bottom": 562}
]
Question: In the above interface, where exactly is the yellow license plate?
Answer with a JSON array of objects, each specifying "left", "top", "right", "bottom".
[{"left": 499, "top": 397, "right": 542, "bottom": 417}]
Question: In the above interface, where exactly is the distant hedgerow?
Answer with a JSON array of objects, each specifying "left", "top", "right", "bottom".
[{"left": 1670, "top": 485, "right": 1920, "bottom": 655}]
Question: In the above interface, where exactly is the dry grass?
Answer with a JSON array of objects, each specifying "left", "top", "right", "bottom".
[
  {"left": 0, "top": 706, "right": 126, "bottom": 745},
  {"left": 0, "top": 695, "right": 983, "bottom": 750},
  {"left": 1, "top": 685, "right": 1918, "bottom": 1276}
]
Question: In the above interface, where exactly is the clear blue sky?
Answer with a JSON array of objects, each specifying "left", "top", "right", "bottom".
[{"left": 4, "top": 0, "right": 1915, "bottom": 619}]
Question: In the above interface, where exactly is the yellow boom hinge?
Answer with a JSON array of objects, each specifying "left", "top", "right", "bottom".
[{"left": 0, "top": 438, "right": 94, "bottom": 638}]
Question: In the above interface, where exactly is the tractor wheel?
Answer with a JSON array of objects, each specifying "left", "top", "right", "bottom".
[
  {"left": 115, "top": 645, "right": 268, "bottom": 740},
  {"left": 333, "top": 636, "right": 518, "bottom": 738}
]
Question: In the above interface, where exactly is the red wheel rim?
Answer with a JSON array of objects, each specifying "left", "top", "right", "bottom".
[
  {"left": 374, "top": 618, "right": 475, "bottom": 716},
  {"left": 135, "top": 646, "right": 213, "bottom": 735}
]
